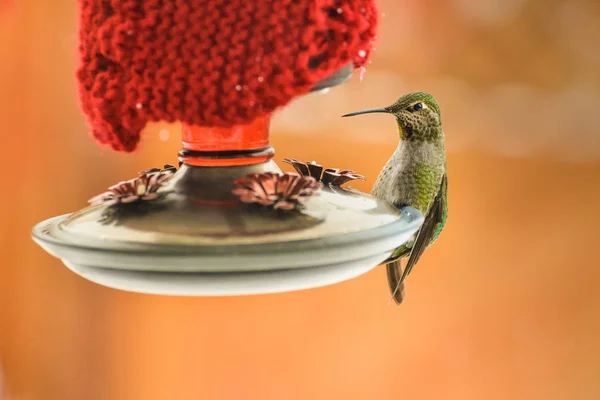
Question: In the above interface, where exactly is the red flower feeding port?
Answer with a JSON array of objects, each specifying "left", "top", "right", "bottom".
[{"left": 32, "top": 0, "right": 423, "bottom": 296}]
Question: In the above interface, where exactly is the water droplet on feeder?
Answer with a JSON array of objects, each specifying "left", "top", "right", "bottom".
[
  {"left": 159, "top": 129, "right": 170, "bottom": 141},
  {"left": 359, "top": 66, "right": 367, "bottom": 81},
  {"left": 358, "top": 50, "right": 366, "bottom": 58},
  {"left": 136, "top": 103, "right": 143, "bottom": 109},
  {"left": 126, "top": 29, "right": 134, "bottom": 36},
  {"left": 257, "top": 76, "right": 264, "bottom": 82},
  {"left": 337, "top": 8, "right": 343, "bottom": 14},
  {"left": 235, "top": 85, "right": 242, "bottom": 91},
  {"left": 360, "top": 7, "right": 366, "bottom": 13}
]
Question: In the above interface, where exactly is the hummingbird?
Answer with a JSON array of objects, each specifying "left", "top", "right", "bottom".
[{"left": 342, "top": 92, "right": 448, "bottom": 306}]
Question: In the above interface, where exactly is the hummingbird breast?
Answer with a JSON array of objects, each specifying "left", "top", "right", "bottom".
[{"left": 371, "top": 139, "right": 446, "bottom": 214}]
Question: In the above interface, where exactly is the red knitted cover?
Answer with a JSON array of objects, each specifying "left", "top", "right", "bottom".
[{"left": 76, "top": 0, "right": 378, "bottom": 152}]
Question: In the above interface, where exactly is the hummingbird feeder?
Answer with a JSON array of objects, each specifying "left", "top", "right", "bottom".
[{"left": 32, "top": 0, "right": 424, "bottom": 296}]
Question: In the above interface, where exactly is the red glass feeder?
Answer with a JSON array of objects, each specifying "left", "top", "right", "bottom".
[{"left": 32, "top": 0, "right": 424, "bottom": 296}]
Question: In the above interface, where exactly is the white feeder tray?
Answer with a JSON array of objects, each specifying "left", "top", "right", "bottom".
[{"left": 32, "top": 201, "right": 422, "bottom": 296}]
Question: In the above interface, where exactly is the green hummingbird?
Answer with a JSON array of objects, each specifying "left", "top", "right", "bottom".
[{"left": 342, "top": 92, "right": 448, "bottom": 306}]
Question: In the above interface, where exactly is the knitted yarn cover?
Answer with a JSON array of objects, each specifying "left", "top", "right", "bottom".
[{"left": 77, "top": 0, "right": 379, "bottom": 152}]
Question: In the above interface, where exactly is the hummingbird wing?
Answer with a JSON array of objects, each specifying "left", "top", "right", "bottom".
[{"left": 399, "top": 173, "right": 447, "bottom": 283}]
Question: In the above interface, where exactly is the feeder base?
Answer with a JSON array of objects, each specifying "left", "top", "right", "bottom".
[
  {"left": 32, "top": 203, "right": 422, "bottom": 295},
  {"left": 32, "top": 159, "right": 424, "bottom": 295}
]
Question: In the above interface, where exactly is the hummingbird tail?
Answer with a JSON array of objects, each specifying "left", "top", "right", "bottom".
[{"left": 386, "top": 260, "right": 406, "bottom": 306}]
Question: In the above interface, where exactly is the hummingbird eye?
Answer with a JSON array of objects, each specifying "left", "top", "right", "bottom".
[{"left": 412, "top": 102, "right": 423, "bottom": 112}]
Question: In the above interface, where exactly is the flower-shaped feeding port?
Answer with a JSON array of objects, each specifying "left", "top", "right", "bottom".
[
  {"left": 232, "top": 172, "right": 321, "bottom": 211},
  {"left": 87, "top": 165, "right": 176, "bottom": 226},
  {"left": 89, "top": 165, "right": 176, "bottom": 207},
  {"left": 282, "top": 158, "right": 365, "bottom": 187}
]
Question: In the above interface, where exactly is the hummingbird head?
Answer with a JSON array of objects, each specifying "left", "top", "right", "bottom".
[{"left": 342, "top": 92, "right": 442, "bottom": 141}]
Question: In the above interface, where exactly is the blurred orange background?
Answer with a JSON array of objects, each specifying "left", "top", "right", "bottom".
[{"left": 1, "top": 1, "right": 600, "bottom": 399}]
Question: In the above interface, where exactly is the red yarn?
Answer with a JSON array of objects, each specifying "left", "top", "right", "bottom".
[{"left": 77, "top": 0, "right": 378, "bottom": 152}]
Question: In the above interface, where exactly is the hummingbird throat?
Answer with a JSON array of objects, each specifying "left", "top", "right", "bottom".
[
  {"left": 398, "top": 123, "right": 413, "bottom": 140},
  {"left": 397, "top": 121, "right": 442, "bottom": 142}
]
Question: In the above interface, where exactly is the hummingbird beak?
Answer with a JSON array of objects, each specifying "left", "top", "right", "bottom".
[{"left": 341, "top": 107, "right": 390, "bottom": 118}]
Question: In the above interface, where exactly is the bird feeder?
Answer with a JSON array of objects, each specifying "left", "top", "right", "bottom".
[{"left": 32, "top": 0, "right": 423, "bottom": 296}]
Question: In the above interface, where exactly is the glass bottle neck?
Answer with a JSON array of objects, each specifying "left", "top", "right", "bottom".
[{"left": 179, "top": 115, "right": 274, "bottom": 167}]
